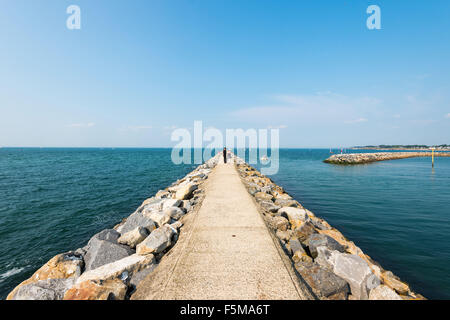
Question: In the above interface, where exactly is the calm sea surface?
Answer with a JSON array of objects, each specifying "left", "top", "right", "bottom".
[{"left": 0, "top": 148, "right": 449, "bottom": 299}]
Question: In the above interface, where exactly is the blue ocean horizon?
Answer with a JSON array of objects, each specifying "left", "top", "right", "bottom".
[{"left": 0, "top": 148, "right": 449, "bottom": 299}]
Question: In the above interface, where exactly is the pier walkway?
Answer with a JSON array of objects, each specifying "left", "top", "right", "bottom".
[{"left": 131, "top": 156, "right": 312, "bottom": 300}]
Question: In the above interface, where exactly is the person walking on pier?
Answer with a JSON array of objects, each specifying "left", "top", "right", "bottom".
[{"left": 223, "top": 147, "right": 227, "bottom": 164}]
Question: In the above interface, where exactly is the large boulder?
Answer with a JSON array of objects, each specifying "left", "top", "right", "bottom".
[
  {"left": 305, "top": 234, "right": 345, "bottom": 258},
  {"left": 270, "top": 216, "right": 290, "bottom": 231},
  {"left": 175, "top": 183, "right": 198, "bottom": 200},
  {"left": 278, "top": 207, "right": 309, "bottom": 229},
  {"left": 116, "top": 211, "right": 156, "bottom": 235},
  {"left": 136, "top": 224, "right": 176, "bottom": 255},
  {"left": 274, "top": 199, "right": 298, "bottom": 207},
  {"left": 76, "top": 254, "right": 156, "bottom": 284},
  {"left": 64, "top": 279, "right": 127, "bottom": 300},
  {"left": 291, "top": 221, "right": 318, "bottom": 242},
  {"left": 330, "top": 252, "right": 379, "bottom": 300},
  {"left": 164, "top": 207, "right": 185, "bottom": 220},
  {"left": 84, "top": 239, "right": 134, "bottom": 271},
  {"left": 259, "top": 201, "right": 281, "bottom": 214},
  {"left": 254, "top": 192, "right": 274, "bottom": 202},
  {"left": 162, "top": 199, "right": 182, "bottom": 209},
  {"left": 295, "top": 261, "right": 349, "bottom": 299},
  {"left": 6, "top": 252, "right": 83, "bottom": 300},
  {"left": 10, "top": 278, "right": 75, "bottom": 300},
  {"left": 369, "top": 285, "right": 402, "bottom": 300},
  {"left": 117, "top": 227, "right": 150, "bottom": 248},
  {"left": 143, "top": 210, "right": 171, "bottom": 227}
]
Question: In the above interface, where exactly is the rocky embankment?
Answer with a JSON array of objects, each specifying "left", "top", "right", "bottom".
[
  {"left": 6, "top": 155, "right": 220, "bottom": 300},
  {"left": 324, "top": 152, "right": 450, "bottom": 165},
  {"left": 235, "top": 158, "right": 426, "bottom": 300}
]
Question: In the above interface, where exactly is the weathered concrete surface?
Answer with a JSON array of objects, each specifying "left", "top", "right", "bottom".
[{"left": 132, "top": 156, "right": 314, "bottom": 300}]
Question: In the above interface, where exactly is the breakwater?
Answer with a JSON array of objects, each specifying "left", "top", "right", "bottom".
[
  {"left": 6, "top": 152, "right": 426, "bottom": 300},
  {"left": 324, "top": 152, "right": 450, "bottom": 164},
  {"left": 235, "top": 157, "right": 425, "bottom": 300}
]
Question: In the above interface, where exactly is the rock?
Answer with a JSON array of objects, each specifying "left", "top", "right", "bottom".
[
  {"left": 306, "top": 234, "right": 345, "bottom": 258},
  {"left": 162, "top": 199, "right": 182, "bottom": 209},
  {"left": 10, "top": 278, "right": 75, "bottom": 300},
  {"left": 291, "top": 221, "right": 318, "bottom": 242},
  {"left": 116, "top": 211, "right": 157, "bottom": 235},
  {"left": 272, "top": 216, "right": 290, "bottom": 231},
  {"left": 276, "top": 230, "right": 292, "bottom": 242},
  {"left": 155, "top": 190, "right": 170, "bottom": 199},
  {"left": 278, "top": 207, "right": 309, "bottom": 229},
  {"left": 314, "top": 246, "right": 334, "bottom": 270},
  {"left": 64, "top": 279, "right": 127, "bottom": 300},
  {"left": 276, "top": 193, "right": 292, "bottom": 200},
  {"left": 87, "top": 229, "right": 120, "bottom": 246},
  {"left": 136, "top": 225, "right": 176, "bottom": 255},
  {"left": 164, "top": 207, "right": 185, "bottom": 220},
  {"left": 6, "top": 252, "right": 84, "bottom": 300},
  {"left": 259, "top": 201, "right": 281, "bottom": 213},
  {"left": 330, "top": 252, "right": 378, "bottom": 300},
  {"left": 76, "top": 254, "right": 156, "bottom": 284},
  {"left": 381, "top": 271, "right": 410, "bottom": 295},
  {"left": 84, "top": 239, "right": 134, "bottom": 271},
  {"left": 274, "top": 199, "right": 298, "bottom": 207},
  {"left": 144, "top": 210, "right": 171, "bottom": 227},
  {"left": 369, "top": 285, "right": 402, "bottom": 300},
  {"left": 117, "top": 227, "right": 150, "bottom": 248},
  {"left": 247, "top": 186, "right": 259, "bottom": 196},
  {"left": 289, "top": 239, "right": 305, "bottom": 255},
  {"left": 175, "top": 183, "right": 198, "bottom": 200},
  {"left": 294, "top": 261, "right": 349, "bottom": 299},
  {"left": 181, "top": 200, "right": 192, "bottom": 212},
  {"left": 310, "top": 216, "right": 332, "bottom": 230},
  {"left": 130, "top": 265, "right": 157, "bottom": 289},
  {"left": 254, "top": 192, "right": 274, "bottom": 202},
  {"left": 292, "top": 251, "right": 313, "bottom": 264}
]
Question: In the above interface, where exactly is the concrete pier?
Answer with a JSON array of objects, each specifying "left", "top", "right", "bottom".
[{"left": 131, "top": 156, "right": 313, "bottom": 300}]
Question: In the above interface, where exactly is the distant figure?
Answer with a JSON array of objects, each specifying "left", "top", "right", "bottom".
[{"left": 223, "top": 147, "right": 227, "bottom": 164}]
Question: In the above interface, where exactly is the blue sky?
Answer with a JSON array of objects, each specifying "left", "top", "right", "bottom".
[{"left": 0, "top": 0, "right": 449, "bottom": 148}]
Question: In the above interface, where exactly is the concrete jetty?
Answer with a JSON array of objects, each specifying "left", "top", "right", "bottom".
[
  {"left": 7, "top": 152, "right": 426, "bottom": 300},
  {"left": 131, "top": 156, "right": 312, "bottom": 300},
  {"left": 324, "top": 152, "right": 450, "bottom": 165}
]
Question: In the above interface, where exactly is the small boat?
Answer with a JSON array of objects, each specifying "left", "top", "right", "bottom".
[{"left": 260, "top": 156, "right": 269, "bottom": 162}]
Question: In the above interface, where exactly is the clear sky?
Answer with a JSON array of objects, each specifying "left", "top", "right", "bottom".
[{"left": 1, "top": 0, "right": 449, "bottom": 148}]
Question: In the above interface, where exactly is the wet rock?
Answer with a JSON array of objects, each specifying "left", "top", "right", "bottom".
[
  {"left": 136, "top": 225, "right": 176, "bottom": 255},
  {"left": 254, "top": 192, "right": 274, "bottom": 202},
  {"left": 278, "top": 207, "right": 309, "bottom": 229},
  {"left": 369, "top": 285, "right": 402, "bottom": 300},
  {"left": 64, "top": 279, "right": 127, "bottom": 300},
  {"left": 116, "top": 211, "right": 156, "bottom": 235},
  {"left": 175, "top": 183, "right": 198, "bottom": 200},
  {"left": 6, "top": 252, "right": 84, "bottom": 300},
  {"left": 117, "top": 227, "right": 150, "bottom": 248},
  {"left": 291, "top": 221, "right": 318, "bottom": 242},
  {"left": 84, "top": 239, "right": 134, "bottom": 271},
  {"left": 294, "top": 261, "right": 349, "bottom": 299},
  {"left": 306, "top": 234, "right": 344, "bottom": 258},
  {"left": 381, "top": 271, "right": 410, "bottom": 295},
  {"left": 10, "top": 278, "right": 75, "bottom": 300}
]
